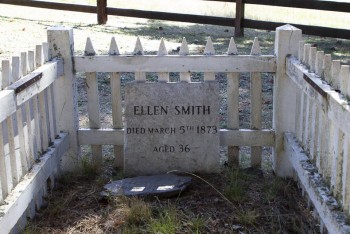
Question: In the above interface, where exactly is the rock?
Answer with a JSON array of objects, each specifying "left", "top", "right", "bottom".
[{"left": 102, "top": 173, "right": 192, "bottom": 197}]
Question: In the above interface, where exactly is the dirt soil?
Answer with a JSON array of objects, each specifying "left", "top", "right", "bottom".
[{"left": 1, "top": 4, "right": 349, "bottom": 234}]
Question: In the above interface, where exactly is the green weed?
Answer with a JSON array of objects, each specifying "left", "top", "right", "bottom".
[
  {"left": 148, "top": 206, "right": 180, "bottom": 233},
  {"left": 126, "top": 197, "right": 152, "bottom": 225},
  {"left": 224, "top": 168, "right": 249, "bottom": 202},
  {"left": 236, "top": 209, "right": 259, "bottom": 226},
  {"left": 264, "top": 177, "right": 289, "bottom": 201}
]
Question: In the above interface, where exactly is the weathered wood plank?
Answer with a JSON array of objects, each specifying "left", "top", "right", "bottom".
[
  {"left": 204, "top": 37, "right": 216, "bottom": 81},
  {"left": 250, "top": 37, "right": 262, "bottom": 167},
  {"left": 32, "top": 96, "right": 41, "bottom": 158},
  {"left": 110, "top": 72, "right": 123, "bottom": 168},
  {"left": 48, "top": 27, "right": 80, "bottom": 172},
  {"left": 86, "top": 72, "right": 102, "bottom": 168},
  {"left": 315, "top": 51, "right": 324, "bottom": 77},
  {"left": 0, "top": 90, "right": 16, "bottom": 123},
  {"left": 38, "top": 90, "right": 49, "bottom": 151},
  {"left": 308, "top": 47, "right": 317, "bottom": 73},
  {"left": 133, "top": 38, "right": 146, "bottom": 81},
  {"left": 16, "top": 107, "right": 29, "bottom": 175},
  {"left": 331, "top": 60, "right": 341, "bottom": 90},
  {"left": 323, "top": 54, "right": 332, "bottom": 83},
  {"left": 313, "top": 105, "right": 320, "bottom": 163},
  {"left": 273, "top": 25, "right": 302, "bottom": 177},
  {"left": 20, "top": 52, "right": 28, "bottom": 76},
  {"left": 74, "top": 55, "right": 277, "bottom": 73},
  {"left": 78, "top": 128, "right": 124, "bottom": 145},
  {"left": 35, "top": 45, "right": 43, "bottom": 68},
  {"left": 340, "top": 65, "right": 349, "bottom": 97},
  {"left": 1, "top": 60, "right": 11, "bottom": 89},
  {"left": 97, "top": 0, "right": 107, "bottom": 24},
  {"left": 6, "top": 115, "right": 19, "bottom": 187},
  {"left": 342, "top": 135, "right": 350, "bottom": 212},
  {"left": 321, "top": 114, "right": 332, "bottom": 183},
  {"left": 157, "top": 38, "right": 169, "bottom": 82},
  {"left": 227, "top": 72, "right": 239, "bottom": 166},
  {"left": 179, "top": 38, "right": 191, "bottom": 82},
  {"left": 25, "top": 101, "right": 35, "bottom": 168},
  {"left": 298, "top": 41, "right": 305, "bottom": 62},
  {"left": 303, "top": 44, "right": 311, "bottom": 66},
  {"left": 331, "top": 128, "right": 344, "bottom": 199},
  {"left": 12, "top": 56, "right": 21, "bottom": 82},
  {"left": 78, "top": 128, "right": 275, "bottom": 147},
  {"left": 47, "top": 86, "right": 56, "bottom": 142},
  {"left": 0, "top": 123, "right": 8, "bottom": 201},
  {"left": 235, "top": 0, "right": 245, "bottom": 37},
  {"left": 28, "top": 51, "right": 35, "bottom": 72}
]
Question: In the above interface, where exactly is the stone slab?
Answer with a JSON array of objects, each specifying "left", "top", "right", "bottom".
[
  {"left": 102, "top": 174, "right": 192, "bottom": 197},
  {"left": 124, "top": 82, "right": 220, "bottom": 176}
]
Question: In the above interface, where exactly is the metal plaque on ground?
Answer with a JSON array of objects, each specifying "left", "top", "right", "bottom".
[{"left": 124, "top": 82, "right": 220, "bottom": 176}]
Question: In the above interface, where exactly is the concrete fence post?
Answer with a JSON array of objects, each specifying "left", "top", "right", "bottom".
[
  {"left": 273, "top": 24, "right": 302, "bottom": 177},
  {"left": 47, "top": 27, "right": 81, "bottom": 172}
]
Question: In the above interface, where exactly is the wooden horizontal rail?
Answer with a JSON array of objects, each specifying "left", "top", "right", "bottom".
[
  {"left": 286, "top": 55, "right": 350, "bottom": 134},
  {"left": 244, "top": 19, "right": 350, "bottom": 40},
  {"left": 0, "top": 0, "right": 349, "bottom": 38},
  {"left": 245, "top": 0, "right": 350, "bottom": 13},
  {"left": 78, "top": 129, "right": 124, "bottom": 145},
  {"left": 0, "top": 90, "right": 16, "bottom": 123},
  {"left": 220, "top": 129, "right": 275, "bottom": 147},
  {"left": 1, "top": 0, "right": 348, "bottom": 13},
  {"left": 78, "top": 128, "right": 275, "bottom": 147},
  {"left": 106, "top": 8, "right": 234, "bottom": 26},
  {"left": 74, "top": 55, "right": 276, "bottom": 73},
  {"left": 0, "top": 0, "right": 96, "bottom": 13}
]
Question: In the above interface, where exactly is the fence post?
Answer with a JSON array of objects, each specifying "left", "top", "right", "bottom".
[
  {"left": 273, "top": 24, "right": 302, "bottom": 177},
  {"left": 47, "top": 26, "right": 81, "bottom": 172},
  {"left": 97, "top": 0, "right": 107, "bottom": 24},
  {"left": 235, "top": 0, "right": 245, "bottom": 37}
]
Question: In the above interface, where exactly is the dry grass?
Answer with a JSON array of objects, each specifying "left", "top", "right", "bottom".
[{"left": 23, "top": 167, "right": 321, "bottom": 233}]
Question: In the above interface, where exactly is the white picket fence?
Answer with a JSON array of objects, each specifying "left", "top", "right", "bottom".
[
  {"left": 0, "top": 25, "right": 349, "bottom": 233},
  {"left": 285, "top": 38, "right": 350, "bottom": 233},
  {"left": 76, "top": 34, "right": 276, "bottom": 170},
  {"left": 0, "top": 34, "right": 69, "bottom": 233}
]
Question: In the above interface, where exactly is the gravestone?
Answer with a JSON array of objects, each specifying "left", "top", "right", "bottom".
[
  {"left": 102, "top": 174, "right": 192, "bottom": 197},
  {"left": 124, "top": 82, "right": 220, "bottom": 176}
]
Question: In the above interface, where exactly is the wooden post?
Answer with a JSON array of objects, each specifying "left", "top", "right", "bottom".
[
  {"left": 235, "top": 0, "right": 245, "bottom": 37},
  {"left": 47, "top": 27, "right": 80, "bottom": 172},
  {"left": 273, "top": 25, "right": 302, "bottom": 177},
  {"left": 97, "top": 0, "right": 107, "bottom": 24}
]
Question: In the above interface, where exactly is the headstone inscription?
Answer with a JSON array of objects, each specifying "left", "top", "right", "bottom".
[{"left": 124, "top": 82, "right": 220, "bottom": 176}]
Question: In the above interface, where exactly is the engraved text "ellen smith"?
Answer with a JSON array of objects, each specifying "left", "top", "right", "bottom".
[{"left": 133, "top": 106, "right": 211, "bottom": 115}]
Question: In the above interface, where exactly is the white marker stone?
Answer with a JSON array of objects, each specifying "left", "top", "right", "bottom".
[{"left": 124, "top": 82, "right": 220, "bottom": 176}]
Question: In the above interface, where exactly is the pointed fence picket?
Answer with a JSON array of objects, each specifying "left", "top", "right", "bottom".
[
  {"left": 84, "top": 38, "right": 103, "bottom": 169},
  {"left": 75, "top": 35, "right": 274, "bottom": 170},
  {"left": 226, "top": 37, "right": 240, "bottom": 166},
  {"left": 179, "top": 38, "right": 191, "bottom": 83},
  {"left": 250, "top": 37, "right": 263, "bottom": 167}
]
